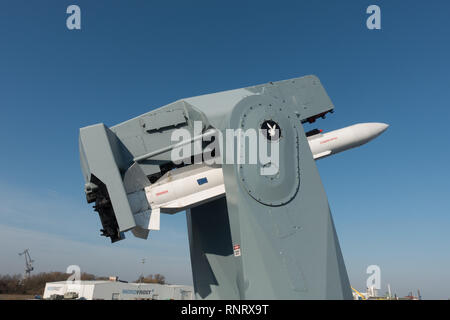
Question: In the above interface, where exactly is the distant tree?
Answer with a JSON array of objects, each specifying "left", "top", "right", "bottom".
[
  {"left": 0, "top": 271, "right": 112, "bottom": 295},
  {"left": 0, "top": 274, "right": 22, "bottom": 294},
  {"left": 135, "top": 274, "right": 166, "bottom": 284},
  {"left": 80, "top": 272, "right": 96, "bottom": 281},
  {"left": 154, "top": 274, "right": 165, "bottom": 284}
]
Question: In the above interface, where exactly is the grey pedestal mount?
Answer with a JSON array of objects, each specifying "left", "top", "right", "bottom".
[{"left": 79, "top": 75, "right": 352, "bottom": 300}]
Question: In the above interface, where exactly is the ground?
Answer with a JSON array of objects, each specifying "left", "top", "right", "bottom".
[{"left": 0, "top": 294, "right": 37, "bottom": 300}]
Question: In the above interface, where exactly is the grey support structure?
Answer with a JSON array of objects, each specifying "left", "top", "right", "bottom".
[{"left": 79, "top": 75, "right": 352, "bottom": 299}]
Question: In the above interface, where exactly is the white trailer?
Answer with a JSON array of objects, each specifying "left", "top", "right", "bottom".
[{"left": 43, "top": 280, "right": 193, "bottom": 300}]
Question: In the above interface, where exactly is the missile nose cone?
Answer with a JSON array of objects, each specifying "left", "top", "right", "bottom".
[
  {"left": 351, "top": 123, "right": 389, "bottom": 144},
  {"left": 372, "top": 122, "right": 389, "bottom": 136}
]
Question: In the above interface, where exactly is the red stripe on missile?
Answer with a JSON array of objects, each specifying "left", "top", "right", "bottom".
[{"left": 320, "top": 137, "right": 338, "bottom": 144}]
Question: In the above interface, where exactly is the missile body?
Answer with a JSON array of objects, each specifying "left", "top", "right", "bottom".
[
  {"left": 128, "top": 122, "right": 388, "bottom": 238},
  {"left": 308, "top": 122, "right": 389, "bottom": 160}
]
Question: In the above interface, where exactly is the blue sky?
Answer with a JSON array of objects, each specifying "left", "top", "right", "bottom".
[{"left": 0, "top": 1, "right": 449, "bottom": 298}]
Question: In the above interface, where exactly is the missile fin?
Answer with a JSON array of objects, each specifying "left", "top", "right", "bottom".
[
  {"left": 123, "top": 162, "right": 151, "bottom": 194},
  {"left": 132, "top": 208, "right": 160, "bottom": 237},
  {"left": 313, "top": 150, "right": 332, "bottom": 160},
  {"left": 149, "top": 208, "right": 160, "bottom": 230}
]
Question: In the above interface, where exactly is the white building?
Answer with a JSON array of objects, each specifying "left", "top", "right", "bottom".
[{"left": 43, "top": 280, "right": 194, "bottom": 300}]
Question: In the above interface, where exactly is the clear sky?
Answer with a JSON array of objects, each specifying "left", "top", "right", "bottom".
[{"left": 0, "top": 1, "right": 449, "bottom": 299}]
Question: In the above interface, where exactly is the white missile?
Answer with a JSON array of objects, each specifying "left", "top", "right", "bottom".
[
  {"left": 128, "top": 122, "right": 388, "bottom": 238},
  {"left": 128, "top": 165, "right": 225, "bottom": 239},
  {"left": 307, "top": 122, "right": 389, "bottom": 160}
]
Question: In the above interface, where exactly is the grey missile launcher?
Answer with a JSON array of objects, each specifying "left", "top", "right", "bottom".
[{"left": 79, "top": 75, "right": 353, "bottom": 299}]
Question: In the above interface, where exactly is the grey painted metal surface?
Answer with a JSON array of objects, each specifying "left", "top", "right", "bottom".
[{"left": 79, "top": 75, "right": 352, "bottom": 299}]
